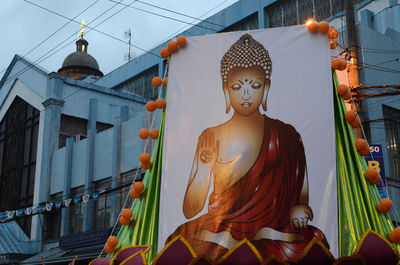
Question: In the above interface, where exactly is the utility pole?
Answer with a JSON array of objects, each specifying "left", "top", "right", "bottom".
[
  {"left": 345, "top": 0, "right": 362, "bottom": 137},
  {"left": 345, "top": 0, "right": 359, "bottom": 89}
]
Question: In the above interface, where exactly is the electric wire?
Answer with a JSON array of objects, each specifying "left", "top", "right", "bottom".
[
  {"left": 358, "top": 98, "right": 400, "bottom": 116},
  {"left": 358, "top": 58, "right": 399, "bottom": 70},
  {"left": 97, "top": 61, "right": 168, "bottom": 258},
  {"left": 9, "top": 182, "right": 137, "bottom": 243},
  {"left": 108, "top": 0, "right": 221, "bottom": 32},
  {"left": 1, "top": 0, "right": 124, "bottom": 87},
  {"left": 92, "top": 0, "right": 232, "bottom": 93},
  {"left": 149, "top": 0, "right": 231, "bottom": 51},
  {"left": 0, "top": 167, "right": 143, "bottom": 222},
  {"left": 130, "top": 0, "right": 226, "bottom": 28},
  {"left": 3, "top": 0, "right": 234, "bottom": 87},
  {"left": 1, "top": 0, "right": 139, "bottom": 88},
  {"left": 24, "top": 0, "right": 161, "bottom": 58},
  {"left": 65, "top": 0, "right": 236, "bottom": 232},
  {"left": 88, "top": 0, "right": 233, "bottom": 99},
  {"left": 358, "top": 62, "right": 400, "bottom": 75},
  {"left": 342, "top": 68, "right": 400, "bottom": 224},
  {"left": 0, "top": 0, "right": 101, "bottom": 77},
  {"left": 6, "top": 0, "right": 400, "bottom": 244},
  {"left": 2, "top": 0, "right": 232, "bottom": 227},
  {"left": 359, "top": 47, "right": 400, "bottom": 54}
]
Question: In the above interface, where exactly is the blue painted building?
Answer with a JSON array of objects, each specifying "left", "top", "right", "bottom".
[{"left": 0, "top": 0, "right": 399, "bottom": 263}]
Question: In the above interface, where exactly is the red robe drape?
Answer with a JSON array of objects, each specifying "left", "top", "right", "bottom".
[{"left": 167, "top": 116, "right": 328, "bottom": 261}]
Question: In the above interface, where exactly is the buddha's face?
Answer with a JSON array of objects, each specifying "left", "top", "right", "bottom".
[{"left": 225, "top": 66, "right": 267, "bottom": 116}]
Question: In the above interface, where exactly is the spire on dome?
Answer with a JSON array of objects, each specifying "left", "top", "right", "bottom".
[
  {"left": 76, "top": 18, "right": 88, "bottom": 53},
  {"left": 58, "top": 18, "right": 103, "bottom": 80},
  {"left": 79, "top": 18, "right": 86, "bottom": 40}
]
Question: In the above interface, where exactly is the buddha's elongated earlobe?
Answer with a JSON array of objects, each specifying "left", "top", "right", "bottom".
[
  {"left": 262, "top": 79, "right": 271, "bottom": 112},
  {"left": 223, "top": 84, "right": 231, "bottom": 114}
]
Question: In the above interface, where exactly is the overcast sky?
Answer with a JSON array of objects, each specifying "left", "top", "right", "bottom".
[{"left": 0, "top": 0, "right": 238, "bottom": 79}]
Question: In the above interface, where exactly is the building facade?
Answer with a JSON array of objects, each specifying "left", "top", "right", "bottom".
[{"left": 0, "top": 0, "right": 399, "bottom": 263}]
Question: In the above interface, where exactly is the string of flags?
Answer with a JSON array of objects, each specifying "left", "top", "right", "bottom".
[{"left": 0, "top": 192, "right": 100, "bottom": 223}]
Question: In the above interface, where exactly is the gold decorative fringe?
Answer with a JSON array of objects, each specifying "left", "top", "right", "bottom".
[
  {"left": 216, "top": 238, "right": 263, "bottom": 265},
  {"left": 152, "top": 235, "right": 197, "bottom": 264}
]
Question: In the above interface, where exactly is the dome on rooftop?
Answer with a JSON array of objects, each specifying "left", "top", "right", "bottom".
[
  {"left": 58, "top": 38, "right": 103, "bottom": 80},
  {"left": 61, "top": 51, "right": 100, "bottom": 70}
]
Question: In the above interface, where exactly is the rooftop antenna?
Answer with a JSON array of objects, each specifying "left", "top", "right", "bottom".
[{"left": 124, "top": 28, "right": 134, "bottom": 62}]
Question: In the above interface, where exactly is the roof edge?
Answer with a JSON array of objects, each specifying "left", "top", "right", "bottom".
[
  {"left": 0, "top": 55, "right": 49, "bottom": 88},
  {"left": 49, "top": 72, "right": 147, "bottom": 104}
]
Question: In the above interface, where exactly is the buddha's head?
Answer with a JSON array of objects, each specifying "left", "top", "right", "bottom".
[{"left": 220, "top": 34, "right": 272, "bottom": 116}]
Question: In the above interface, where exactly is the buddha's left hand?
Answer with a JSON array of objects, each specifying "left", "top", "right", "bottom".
[{"left": 289, "top": 204, "right": 313, "bottom": 229}]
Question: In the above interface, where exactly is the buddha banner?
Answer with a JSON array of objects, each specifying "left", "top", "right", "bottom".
[{"left": 160, "top": 27, "right": 337, "bottom": 262}]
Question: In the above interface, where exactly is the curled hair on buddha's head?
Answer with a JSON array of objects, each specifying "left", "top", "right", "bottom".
[{"left": 220, "top": 33, "right": 272, "bottom": 83}]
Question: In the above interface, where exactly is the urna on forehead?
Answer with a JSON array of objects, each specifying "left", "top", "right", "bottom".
[{"left": 220, "top": 33, "right": 272, "bottom": 83}]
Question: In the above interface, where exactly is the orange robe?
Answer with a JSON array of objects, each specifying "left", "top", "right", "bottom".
[{"left": 167, "top": 116, "right": 328, "bottom": 261}]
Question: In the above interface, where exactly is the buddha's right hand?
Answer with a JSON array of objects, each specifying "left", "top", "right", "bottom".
[
  {"left": 198, "top": 129, "right": 219, "bottom": 165},
  {"left": 289, "top": 204, "right": 313, "bottom": 229}
]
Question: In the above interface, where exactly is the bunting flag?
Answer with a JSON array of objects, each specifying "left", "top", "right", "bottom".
[
  {"left": 0, "top": 212, "right": 8, "bottom": 222},
  {"left": 16, "top": 209, "right": 24, "bottom": 217},
  {"left": 36, "top": 205, "right": 45, "bottom": 214},
  {"left": 7, "top": 210, "right": 15, "bottom": 219},
  {"left": 25, "top": 207, "right": 32, "bottom": 215},
  {"left": 46, "top": 202, "right": 53, "bottom": 211},
  {"left": 64, "top": 198, "right": 72, "bottom": 208},
  {"left": 55, "top": 201, "right": 62, "bottom": 209},
  {"left": 0, "top": 191, "right": 108, "bottom": 223},
  {"left": 82, "top": 194, "right": 90, "bottom": 203},
  {"left": 92, "top": 193, "right": 99, "bottom": 201},
  {"left": 73, "top": 197, "right": 80, "bottom": 204}
]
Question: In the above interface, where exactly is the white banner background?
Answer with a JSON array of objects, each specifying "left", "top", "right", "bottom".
[{"left": 160, "top": 27, "right": 337, "bottom": 257}]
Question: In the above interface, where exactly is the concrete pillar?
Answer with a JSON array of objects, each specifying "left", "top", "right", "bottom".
[
  {"left": 110, "top": 116, "right": 122, "bottom": 225},
  {"left": 60, "top": 137, "right": 74, "bottom": 236},
  {"left": 120, "top": 106, "right": 129, "bottom": 122},
  {"left": 32, "top": 75, "right": 64, "bottom": 242},
  {"left": 359, "top": 9, "right": 373, "bottom": 29},
  {"left": 258, "top": 3, "right": 266, "bottom": 29},
  {"left": 83, "top": 98, "right": 96, "bottom": 231}
]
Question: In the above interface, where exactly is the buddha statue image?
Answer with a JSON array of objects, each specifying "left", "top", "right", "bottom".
[{"left": 166, "top": 33, "right": 329, "bottom": 262}]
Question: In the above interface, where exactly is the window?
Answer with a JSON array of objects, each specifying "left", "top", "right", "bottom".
[
  {"left": 118, "top": 169, "right": 143, "bottom": 214},
  {"left": 0, "top": 97, "right": 39, "bottom": 237},
  {"left": 44, "top": 192, "right": 62, "bottom": 240},
  {"left": 383, "top": 105, "right": 400, "bottom": 179},
  {"left": 220, "top": 13, "right": 258, "bottom": 33},
  {"left": 266, "top": 0, "right": 365, "bottom": 29},
  {"left": 70, "top": 186, "right": 84, "bottom": 234},
  {"left": 94, "top": 178, "right": 111, "bottom": 229},
  {"left": 59, "top": 114, "right": 87, "bottom": 148},
  {"left": 314, "top": 0, "right": 332, "bottom": 21},
  {"left": 298, "top": 0, "right": 314, "bottom": 24},
  {"left": 19, "top": 104, "right": 39, "bottom": 207},
  {"left": 332, "top": 0, "right": 345, "bottom": 15},
  {"left": 114, "top": 66, "right": 159, "bottom": 100},
  {"left": 282, "top": 0, "right": 298, "bottom": 26},
  {"left": 59, "top": 115, "right": 113, "bottom": 148},
  {"left": 266, "top": 2, "right": 283, "bottom": 28},
  {"left": 96, "top": 121, "right": 113, "bottom": 134},
  {"left": 94, "top": 170, "right": 144, "bottom": 228}
]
